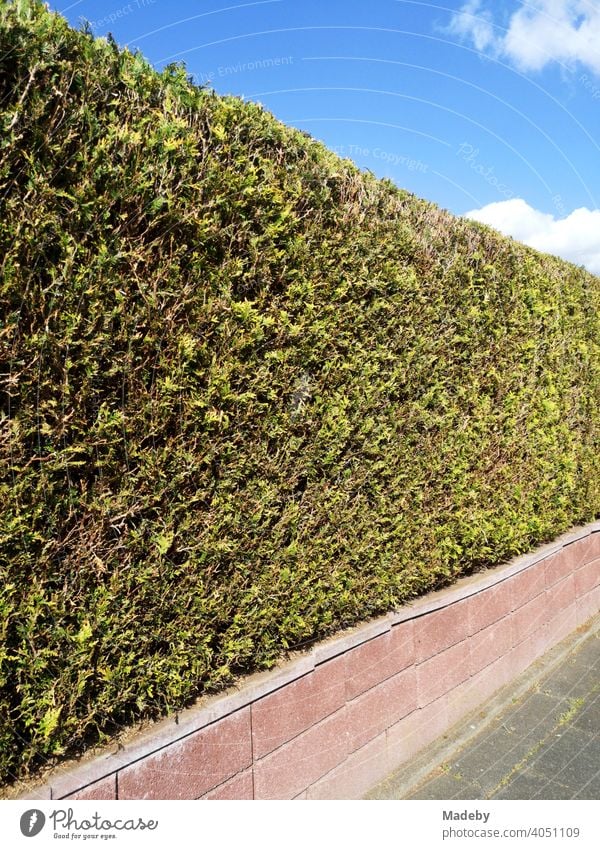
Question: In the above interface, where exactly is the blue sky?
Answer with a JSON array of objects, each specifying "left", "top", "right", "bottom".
[{"left": 53, "top": 0, "right": 600, "bottom": 273}]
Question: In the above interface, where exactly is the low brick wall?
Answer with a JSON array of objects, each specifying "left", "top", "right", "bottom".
[{"left": 18, "top": 523, "right": 600, "bottom": 801}]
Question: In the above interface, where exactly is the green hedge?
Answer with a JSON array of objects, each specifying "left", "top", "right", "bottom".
[{"left": 1, "top": 0, "right": 599, "bottom": 786}]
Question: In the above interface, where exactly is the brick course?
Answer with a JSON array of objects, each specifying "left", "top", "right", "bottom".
[
  {"left": 467, "top": 579, "right": 513, "bottom": 634},
  {"left": 416, "top": 640, "right": 471, "bottom": 707},
  {"left": 252, "top": 710, "right": 350, "bottom": 800},
  {"left": 414, "top": 600, "right": 470, "bottom": 662},
  {"left": 545, "top": 546, "right": 578, "bottom": 588},
  {"left": 575, "top": 558, "right": 600, "bottom": 597},
  {"left": 306, "top": 732, "right": 389, "bottom": 800},
  {"left": 512, "top": 591, "right": 550, "bottom": 645},
  {"left": 118, "top": 708, "right": 252, "bottom": 800},
  {"left": 199, "top": 769, "right": 254, "bottom": 800},
  {"left": 346, "top": 666, "right": 417, "bottom": 752},
  {"left": 344, "top": 621, "right": 415, "bottom": 701},
  {"left": 469, "top": 616, "right": 514, "bottom": 675},
  {"left": 510, "top": 559, "right": 546, "bottom": 608},
  {"left": 251, "top": 655, "right": 346, "bottom": 759}
]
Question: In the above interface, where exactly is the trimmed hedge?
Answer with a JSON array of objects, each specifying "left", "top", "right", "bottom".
[{"left": 1, "top": 0, "right": 599, "bottom": 786}]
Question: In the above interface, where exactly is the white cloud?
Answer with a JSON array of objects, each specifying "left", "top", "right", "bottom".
[
  {"left": 449, "top": 0, "right": 600, "bottom": 76},
  {"left": 464, "top": 198, "right": 600, "bottom": 274},
  {"left": 448, "top": 0, "right": 495, "bottom": 51}
]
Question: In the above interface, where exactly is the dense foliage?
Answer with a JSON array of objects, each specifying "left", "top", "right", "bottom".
[{"left": 1, "top": 0, "right": 599, "bottom": 786}]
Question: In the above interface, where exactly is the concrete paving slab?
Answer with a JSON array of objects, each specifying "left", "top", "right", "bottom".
[
  {"left": 494, "top": 772, "right": 574, "bottom": 800},
  {"left": 492, "top": 771, "right": 553, "bottom": 800},
  {"left": 573, "top": 769, "right": 600, "bottom": 800},
  {"left": 572, "top": 691, "right": 600, "bottom": 735},
  {"left": 446, "top": 734, "right": 532, "bottom": 796},
  {"left": 541, "top": 641, "right": 600, "bottom": 700},
  {"left": 528, "top": 728, "right": 599, "bottom": 789}
]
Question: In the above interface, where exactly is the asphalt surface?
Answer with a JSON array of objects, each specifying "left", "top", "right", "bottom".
[{"left": 367, "top": 617, "right": 600, "bottom": 800}]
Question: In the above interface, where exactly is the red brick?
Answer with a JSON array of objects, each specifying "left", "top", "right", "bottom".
[
  {"left": 510, "top": 560, "right": 546, "bottom": 609},
  {"left": 586, "top": 533, "right": 600, "bottom": 562},
  {"left": 545, "top": 574, "right": 576, "bottom": 617},
  {"left": 414, "top": 600, "right": 470, "bottom": 662},
  {"left": 416, "top": 640, "right": 471, "bottom": 707},
  {"left": 345, "top": 621, "right": 414, "bottom": 701},
  {"left": 306, "top": 732, "right": 389, "bottom": 800},
  {"left": 386, "top": 698, "right": 449, "bottom": 768},
  {"left": 346, "top": 666, "right": 417, "bottom": 753},
  {"left": 199, "top": 769, "right": 253, "bottom": 800},
  {"left": 469, "top": 617, "right": 514, "bottom": 676},
  {"left": 545, "top": 547, "right": 578, "bottom": 588},
  {"left": 576, "top": 585, "right": 600, "bottom": 626},
  {"left": 447, "top": 652, "right": 514, "bottom": 730},
  {"left": 467, "top": 580, "right": 513, "bottom": 635},
  {"left": 510, "top": 624, "right": 551, "bottom": 677},
  {"left": 546, "top": 602, "right": 578, "bottom": 647},
  {"left": 511, "top": 591, "right": 550, "bottom": 644},
  {"left": 590, "top": 583, "right": 600, "bottom": 612},
  {"left": 251, "top": 655, "right": 345, "bottom": 759},
  {"left": 118, "top": 708, "right": 252, "bottom": 799},
  {"left": 345, "top": 635, "right": 390, "bottom": 702},
  {"left": 569, "top": 535, "right": 598, "bottom": 570},
  {"left": 253, "top": 709, "right": 349, "bottom": 800},
  {"left": 62, "top": 775, "right": 116, "bottom": 800},
  {"left": 389, "top": 619, "right": 416, "bottom": 665},
  {"left": 575, "top": 558, "right": 600, "bottom": 598}
]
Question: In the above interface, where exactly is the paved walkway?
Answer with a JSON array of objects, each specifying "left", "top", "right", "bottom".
[{"left": 367, "top": 617, "right": 600, "bottom": 800}]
